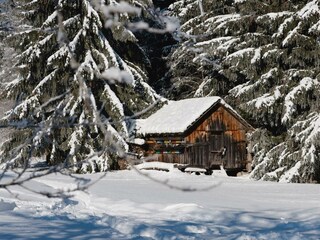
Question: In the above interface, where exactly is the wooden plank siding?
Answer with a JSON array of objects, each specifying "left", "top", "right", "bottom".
[{"left": 142, "top": 103, "right": 253, "bottom": 171}]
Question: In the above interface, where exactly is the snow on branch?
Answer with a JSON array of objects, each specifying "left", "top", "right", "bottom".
[
  {"left": 101, "top": 67, "right": 133, "bottom": 84},
  {"left": 282, "top": 77, "right": 319, "bottom": 124},
  {"left": 0, "top": 0, "right": 221, "bottom": 198}
]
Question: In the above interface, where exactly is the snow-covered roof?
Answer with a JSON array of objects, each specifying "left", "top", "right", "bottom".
[
  {"left": 137, "top": 96, "right": 250, "bottom": 136},
  {"left": 136, "top": 96, "right": 251, "bottom": 135},
  {"left": 138, "top": 97, "right": 220, "bottom": 135}
]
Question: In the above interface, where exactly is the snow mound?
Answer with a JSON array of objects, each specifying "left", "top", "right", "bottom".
[
  {"left": 136, "top": 161, "right": 182, "bottom": 172},
  {"left": 185, "top": 167, "right": 207, "bottom": 173},
  {"left": 0, "top": 170, "right": 319, "bottom": 239},
  {"left": 163, "top": 203, "right": 203, "bottom": 212},
  {"left": 212, "top": 167, "right": 228, "bottom": 177},
  {"left": 0, "top": 199, "right": 17, "bottom": 212}
]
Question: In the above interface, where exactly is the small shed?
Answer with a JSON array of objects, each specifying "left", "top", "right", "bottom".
[{"left": 133, "top": 97, "right": 254, "bottom": 172}]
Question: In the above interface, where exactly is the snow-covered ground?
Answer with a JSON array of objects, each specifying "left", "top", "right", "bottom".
[{"left": 0, "top": 166, "right": 319, "bottom": 239}]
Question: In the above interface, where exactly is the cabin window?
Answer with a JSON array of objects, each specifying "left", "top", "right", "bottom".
[
  {"left": 154, "top": 150, "right": 183, "bottom": 154},
  {"left": 155, "top": 139, "right": 186, "bottom": 146},
  {"left": 152, "top": 138, "right": 186, "bottom": 155}
]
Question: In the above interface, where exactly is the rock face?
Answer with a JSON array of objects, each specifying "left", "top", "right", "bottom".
[{"left": 166, "top": 0, "right": 320, "bottom": 182}]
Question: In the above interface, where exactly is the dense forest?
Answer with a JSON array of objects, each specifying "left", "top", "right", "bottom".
[{"left": 0, "top": 0, "right": 319, "bottom": 183}]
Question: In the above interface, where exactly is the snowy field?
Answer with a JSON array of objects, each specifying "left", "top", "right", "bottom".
[{"left": 0, "top": 165, "right": 319, "bottom": 240}]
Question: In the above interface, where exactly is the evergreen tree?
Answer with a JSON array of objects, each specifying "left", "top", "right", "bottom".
[
  {"left": 167, "top": 0, "right": 320, "bottom": 182},
  {"left": 0, "top": 0, "right": 161, "bottom": 172}
]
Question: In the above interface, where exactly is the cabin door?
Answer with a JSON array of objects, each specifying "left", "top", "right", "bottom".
[
  {"left": 209, "top": 132, "right": 224, "bottom": 168},
  {"left": 235, "top": 140, "right": 247, "bottom": 168}
]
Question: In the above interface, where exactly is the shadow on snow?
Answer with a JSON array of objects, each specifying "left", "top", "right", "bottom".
[{"left": 0, "top": 207, "right": 319, "bottom": 239}]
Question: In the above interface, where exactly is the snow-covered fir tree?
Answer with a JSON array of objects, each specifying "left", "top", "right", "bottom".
[
  {"left": 0, "top": 0, "right": 15, "bottom": 70},
  {"left": 1, "top": 0, "right": 319, "bottom": 183},
  {"left": 0, "top": 0, "right": 161, "bottom": 172},
  {"left": 166, "top": 0, "right": 320, "bottom": 182},
  {"left": 0, "top": 0, "right": 17, "bottom": 139}
]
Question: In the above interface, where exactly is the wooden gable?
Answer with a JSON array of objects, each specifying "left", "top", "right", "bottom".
[{"left": 184, "top": 102, "right": 253, "bottom": 143}]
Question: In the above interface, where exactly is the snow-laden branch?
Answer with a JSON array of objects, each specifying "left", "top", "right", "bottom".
[{"left": 0, "top": 0, "right": 223, "bottom": 198}]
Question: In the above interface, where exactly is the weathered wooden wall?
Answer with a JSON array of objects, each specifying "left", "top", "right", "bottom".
[
  {"left": 143, "top": 137, "right": 186, "bottom": 164},
  {"left": 143, "top": 104, "right": 251, "bottom": 170},
  {"left": 184, "top": 106, "right": 248, "bottom": 169}
]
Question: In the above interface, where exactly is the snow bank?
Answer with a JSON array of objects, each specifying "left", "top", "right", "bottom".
[
  {"left": 136, "top": 161, "right": 179, "bottom": 171},
  {"left": 0, "top": 170, "right": 319, "bottom": 239},
  {"left": 0, "top": 199, "right": 16, "bottom": 212}
]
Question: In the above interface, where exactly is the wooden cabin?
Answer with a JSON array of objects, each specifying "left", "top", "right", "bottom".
[{"left": 132, "top": 97, "right": 254, "bottom": 173}]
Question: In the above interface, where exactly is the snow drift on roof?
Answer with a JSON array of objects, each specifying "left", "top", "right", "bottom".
[{"left": 138, "top": 97, "right": 221, "bottom": 135}]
